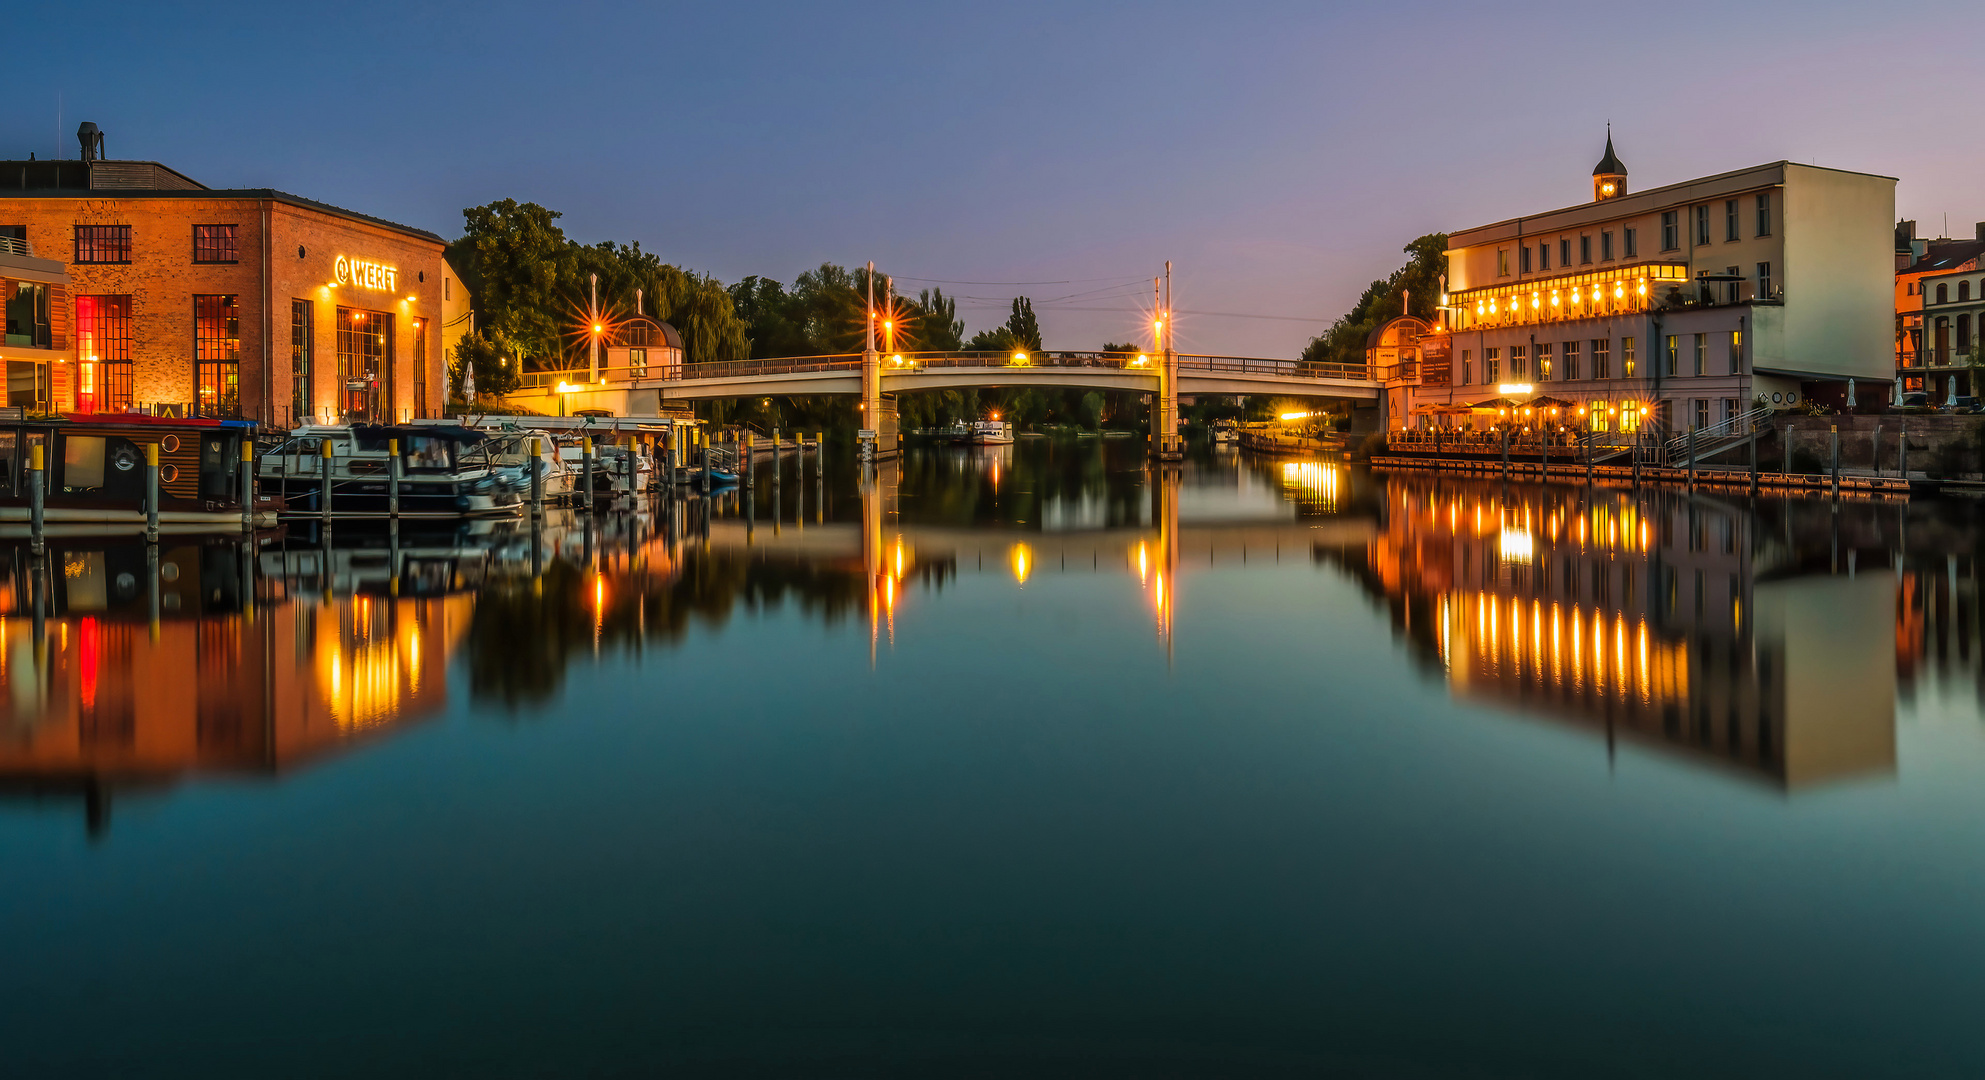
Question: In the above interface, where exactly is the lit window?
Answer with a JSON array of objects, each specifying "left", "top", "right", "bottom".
[{"left": 193, "top": 224, "right": 239, "bottom": 264}]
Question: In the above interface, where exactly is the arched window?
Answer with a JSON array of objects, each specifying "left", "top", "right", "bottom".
[
  {"left": 1961, "top": 314, "right": 1973, "bottom": 352},
  {"left": 1936, "top": 283, "right": 1949, "bottom": 304},
  {"left": 1963, "top": 280, "right": 1974, "bottom": 302}
]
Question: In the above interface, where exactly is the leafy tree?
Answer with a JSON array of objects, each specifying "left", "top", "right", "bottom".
[
  {"left": 1300, "top": 232, "right": 1448, "bottom": 369},
  {"left": 966, "top": 297, "right": 1043, "bottom": 352}
]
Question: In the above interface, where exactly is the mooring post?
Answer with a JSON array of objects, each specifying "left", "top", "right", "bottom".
[
  {"left": 1500, "top": 427, "right": 1509, "bottom": 479},
  {"left": 529, "top": 437, "right": 545, "bottom": 519},
  {"left": 1899, "top": 424, "right": 1908, "bottom": 481},
  {"left": 1749, "top": 429, "right": 1759, "bottom": 497},
  {"left": 581, "top": 436, "right": 594, "bottom": 511},
  {"left": 145, "top": 441, "right": 160, "bottom": 543},
  {"left": 743, "top": 431, "right": 755, "bottom": 488},
  {"left": 240, "top": 438, "right": 255, "bottom": 533},
  {"left": 28, "top": 442, "right": 45, "bottom": 557},
  {"left": 1830, "top": 424, "right": 1840, "bottom": 499},
  {"left": 1687, "top": 428, "right": 1697, "bottom": 489},
  {"left": 702, "top": 431, "right": 714, "bottom": 491},
  {"left": 320, "top": 437, "right": 334, "bottom": 525},
  {"left": 388, "top": 437, "right": 401, "bottom": 519}
]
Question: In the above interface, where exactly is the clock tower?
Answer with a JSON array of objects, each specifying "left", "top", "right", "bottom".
[{"left": 1592, "top": 129, "right": 1628, "bottom": 202}]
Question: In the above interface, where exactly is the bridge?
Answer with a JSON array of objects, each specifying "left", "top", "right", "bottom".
[{"left": 503, "top": 349, "right": 1381, "bottom": 457}]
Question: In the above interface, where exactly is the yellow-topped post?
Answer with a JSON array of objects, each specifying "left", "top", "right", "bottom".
[{"left": 144, "top": 441, "right": 161, "bottom": 543}]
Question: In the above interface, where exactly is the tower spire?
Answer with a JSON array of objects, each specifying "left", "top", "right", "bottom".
[{"left": 1592, "top": 128, "right": 1627, "bottom": 201}]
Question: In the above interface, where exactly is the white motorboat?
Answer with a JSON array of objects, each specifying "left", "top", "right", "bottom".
[{"left": 970, "top": 419, "right": 1015, "bottom": 445}]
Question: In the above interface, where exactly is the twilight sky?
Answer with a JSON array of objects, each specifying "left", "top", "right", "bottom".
[{"left": 5, "top": 0, "right": 1978, "bottom": 356}]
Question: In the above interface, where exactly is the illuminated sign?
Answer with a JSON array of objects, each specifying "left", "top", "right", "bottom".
[
  {"left": 1498, "top": 383, "right": 1534, "bottom": 395},
  {"left": 335, "top": 255, "right": 399, "bottom": 292}
]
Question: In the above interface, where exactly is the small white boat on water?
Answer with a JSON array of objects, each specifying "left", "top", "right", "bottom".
[
  {"left": 1210, "top": 419, "right": 1239, "bottom": 445},
  {"left": 970, "top": 419, "right": 1015, "bottom": 445}
]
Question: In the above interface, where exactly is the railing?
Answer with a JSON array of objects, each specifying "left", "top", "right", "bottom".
[
  {"left": 513, "top": 350, "right": 1376, "bottom": 389},
  {"left": 1663, "top": 406, "right": 1773, "bottom": 462},
  {"left": 0, "top": 236, "right": 30, "bottom": 258}
]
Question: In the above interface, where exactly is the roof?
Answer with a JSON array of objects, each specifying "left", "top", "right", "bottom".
[
  {"left": 1898, "top": 240, "right": 1985, "bottom": 277},
  {"left": 1449, "top": 160, "right": 1897, "bottom": 249},
  {"left": 0, "top": 184, "right": 446, "bottom": 244},
  {"left": 1593, "top": 134, "right": 1627, "bottom": 177}
]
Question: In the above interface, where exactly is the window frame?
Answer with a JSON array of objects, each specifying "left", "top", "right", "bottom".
[
  {"left": 193, "top": 294, "right": 242, "bottom": 418},
  {"left": 1755, "top": 192, "right": 1772, "bottom": 237},
  {"left": 192, "top": 224, "right": 240, "bottom": 265},
  {"left": 1592, "top": 338, "right": 1610, "bottom": 379},
  {"left": 73, "top": 224, "right": 132, "bottom": 264},
  {"left": 74, "top": 295, "right": 134, "bottom": 412},
  {"left": 1694, "top": 205, "right": 1711, "bottom": 247},
  {"left": 1724, "top": 199, "right": 1739, "bottom": 242},
  {"left": 1660, "top": 213, "right": 1678, "bottom": 252},
  {"left": 1564, "top": 339, "right": 1580, "bottom": 380},
  {"left": 1625, "top": 227, "right": 1639, "bottom": 258}
]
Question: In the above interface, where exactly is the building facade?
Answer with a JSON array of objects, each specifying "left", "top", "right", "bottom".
[
  {"left": 0, "top": 134, "right": 449, "bottom": 427},
  {"left": 1397, "top": 140, "right": 1896, "bottom": 432},
  {"left": 1892, "top": 220, "right": 1985, "bottom": 399}
]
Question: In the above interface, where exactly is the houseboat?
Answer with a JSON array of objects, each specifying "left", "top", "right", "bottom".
[
  {"left": 0, "top": 413, "right": 277, "bottom": 534},
  {"left": 970, "top": 419, "right": 1015, "bottom": 445},
  {"left": 256, "top": 424, "right": 525, "bottom": 518}
]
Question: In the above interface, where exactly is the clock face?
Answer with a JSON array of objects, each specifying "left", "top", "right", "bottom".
[{"left": 1600, "top": 181, "right": 1617, "bottom": 196}]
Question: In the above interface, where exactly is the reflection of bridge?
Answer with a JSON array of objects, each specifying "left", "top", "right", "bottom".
[{"left": 509, "top": 350, "right": 1383, "bottom": 456}]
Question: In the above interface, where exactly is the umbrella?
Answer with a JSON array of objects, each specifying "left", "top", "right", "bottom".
[
  {"left": 1466, "top": 397, "right": 1519, "bottom": 410},
  {"left": 1524, "top": 395, "right": 1579, "bottom": 410}
]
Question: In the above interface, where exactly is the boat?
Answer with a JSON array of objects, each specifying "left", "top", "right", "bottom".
[
  {"left": 256, "top": 424, "right": 525, "bottom": 517},
  {"left": 1210, "top": 419, "right": 1239, "bottom": 445},
  {"left": 0, "top": 413, "right": 280, "bottom": 533},
  {"left": 937, "top": 420, "right": 972, "bottom": 445},
  {"left": 970, "top": 419, "right": 1015, "bottom": 445}
]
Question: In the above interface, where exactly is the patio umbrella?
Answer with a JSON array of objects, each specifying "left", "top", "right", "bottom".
[{"left": 1466, "top": 397, "right": 1518, "bottom": 410}]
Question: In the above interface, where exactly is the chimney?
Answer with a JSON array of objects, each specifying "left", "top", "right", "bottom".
[
  {"left": 76, "top": 122, "right": 102, "bottom": 162},
  {"left": 1976, "top": 222, "right": 1985, "bottom": 243}
]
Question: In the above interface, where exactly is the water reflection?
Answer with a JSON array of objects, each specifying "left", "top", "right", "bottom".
[
  {"left": 1324, "top": 475, "right": 1921, "bottom": 789},
  {"left": 9, "top": 441, "right": 1983, "bottom": 835}
]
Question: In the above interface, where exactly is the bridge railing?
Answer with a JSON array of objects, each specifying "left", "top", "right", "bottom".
[{"left": 512, "top": 350, "right": 1375, "bottom": 388}]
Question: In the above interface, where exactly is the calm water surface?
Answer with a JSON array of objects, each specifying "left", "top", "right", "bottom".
[{"left": 4, "top": 439, "right": 1985, "bottom": 1078}]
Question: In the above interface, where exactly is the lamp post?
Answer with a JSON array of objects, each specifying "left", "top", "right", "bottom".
[{"left": 588, "top": 272, "right": 600, "bottom": 384}]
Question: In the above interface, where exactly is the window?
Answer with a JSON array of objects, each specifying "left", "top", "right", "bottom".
[
  {"left": 1725, "top": 199, "right": 1739, "bottom": 242},
  {"left": 1538, "top": 243, "right": 1549, "bottom": 270},
  {"left": 1564, "top": 340, "right": 1580, "bottom": 380},
  {"left": 1559, "top": 239, "right": 1571, "bottom": 267},
  {"left": 1577, "top": 236, "right": 1590, "bottom": 265},
  {"left": 1757, "top": 262, "right": 1773, "bottom": 299},
  {"left": 1725, "top": 265, "right": 1741, "bottom": 305},
  {"left": 1520, "top": 246, "right": 1533, "bottom": 273},
  {"left": 1962, "top": 281, "right": 1973, "bottom": 302},
  {"left": 1755, "top": 192, "right": 1772, "bottom": 236},
  {"left": 193, "top": 224, "right": 239, "bottom": 264},
  {"left": 1730, "top": 329, "right": 1743, "bottom": 374},
  {"left": 1498, "top": 249, "right": 1510, "bottom": 276},
  {"left": 1694, "top": 398, "right": 1709, "bottom": 430},
  {"left": 1693, "top": 333, "right": 1706, "bottom": 376},
  {"left": 1664, "top": 335, "right": 1679, "bottom": 376},
  {"left": 1959, "top": 315, "right": 1972, "bottom": 353},
  {"left": 1593, "top": 338, "right": 1611, "bottom": 379},
  {"left": 292, "top": 299, "right": 313, "bottom": 423},
  {"left": 1937, "top": 283, "right": 1949, "bottom": 304},
  {"left": 1625, "top": 227, "right": 1639, "bottom": 258},
  {"left": 336, "top": 306, "right": 395, "bottom": 422},
  {"left": 74, "top": 296, "right": 133, "bottom": 412},
  {"left": 1660, "top": 212, "right": 1679, "bottom": 251},
  {"left": 1536, "top": 342, "right": 1552, "bottom": 380},
  {"left": 4, "top": 283, "right": 50, "bottom": 347},
  {"left": 1601, "top": 231, "right": 1614, "bottom": 261},
  {"left": 1510, "top": 345, "right": 1527, "bottom": 380},
  {"left": 1623, "top": 337, "right": 1636, "bottom": 377},
  {"left": 1461, "top": 350, "right": 1472, "bottom": 385},
  {"left": 1485, "top": 347, "right": 1500, "bottom": 383},
  {"left": 443, "top": 277, "right": 452, "bottom": 302},
  {"left": 1695, "top": 205, "right": 1711, "bottom": 246},
  {"left": 74, "top": 224, "right": 131, "bottom": 263},
  {"left": 630, "top": 346, "right": 648, "bottom": 378},
  {"left": 194, "top": 295, "right": 240, "bottom": 417}
]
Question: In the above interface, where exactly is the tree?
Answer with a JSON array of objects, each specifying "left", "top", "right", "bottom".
[
  {"left": 450, "top": 200, "right": 751, "bottom": 375},
  {"left": 1300, "top": 232, "right": 1448, "bottom": 369},
  {"left": 965, "top": 297, "right": 1043, "bottom": 353}
]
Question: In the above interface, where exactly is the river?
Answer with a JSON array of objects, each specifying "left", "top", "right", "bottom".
[{"left": 3, "top": 437, "right": 1983, "bottom": 1078}]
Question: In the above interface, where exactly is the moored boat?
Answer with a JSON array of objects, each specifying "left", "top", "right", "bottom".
[
  {"left": 970, "top": 419, "right": 1015, "bottom": 445},
  {"left": 0, "top": 413, "right": 278, "bottom": 533},
  {"left": 256, "top": 424, "right": 524, "bottom": 518}
]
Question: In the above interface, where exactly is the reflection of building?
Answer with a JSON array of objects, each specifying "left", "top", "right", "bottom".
[
  {"left": 0, "top": 543, "right": 466, "bottom": 833},
  {"left": 1409, "top": 137, "right": 1894, "bottom": 431},
  {"left": 1331, "top": 477, "right": 1895, "bottom": 789}
]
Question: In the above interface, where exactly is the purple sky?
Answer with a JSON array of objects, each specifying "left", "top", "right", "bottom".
[{"left": 6, "top": 0, "right": 1977, "bottom": 356}]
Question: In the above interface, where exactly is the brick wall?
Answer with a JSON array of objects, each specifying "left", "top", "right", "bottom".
[{"left": 0, "top": 194, "right": 445, "bottom": 426}]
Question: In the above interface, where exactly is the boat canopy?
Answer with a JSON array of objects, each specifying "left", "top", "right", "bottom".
[{"left": 350, "top": 424, "right": 488, "bottom": 450}]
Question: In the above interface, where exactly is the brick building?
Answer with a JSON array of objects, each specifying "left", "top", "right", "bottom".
[{"left": 0, "top": 126, "right": 449, "bottom": 427}]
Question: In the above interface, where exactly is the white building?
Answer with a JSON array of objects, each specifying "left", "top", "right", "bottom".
[{"left": 1399, "top": 138, "right": 1895, "bottom": 433}]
